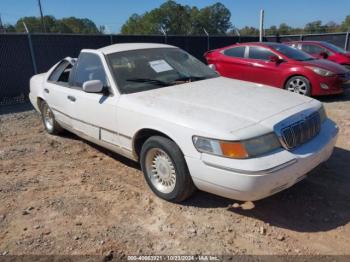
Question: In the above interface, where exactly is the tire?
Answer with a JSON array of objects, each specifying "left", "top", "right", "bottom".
[
  {"left": 40, "top": 101, "right": 64, "bottom": 135},
  {"left": 140, "top": 136, "right": 196, "bottom": 202},
  {"left": 284, "top": 76, "right": 311, "bottom": 96}
]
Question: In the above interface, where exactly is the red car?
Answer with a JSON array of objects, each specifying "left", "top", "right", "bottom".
[
  {"left": 286, "top": 41, "right": 350, "bottom": 69},
  {"left": 204, "top": 42, "right": 350, "bottom": 96}
]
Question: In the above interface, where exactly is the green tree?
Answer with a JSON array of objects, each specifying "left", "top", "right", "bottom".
[
  {"left": 304, "top": 20, "right": 325, "bottom": 33},
  {"left": 14, "top": 15, "right": 98, "bottom": 33},
  {"left": 239, "top": 26, "right": 259, "bottom": 36},
  {"left": 340, "top": 15, "right": 350, "bottom": 31},
  {"left": 15, "top": 16, "right": 42, "bottom": 32},
  {"left": 278, "top": 23, "right": 292, "bottom": 35},
  {"left": 121, "top": 0, "right": 231, "bottom": 35},
  {"left": 3, "top": 24, "right": 16, "bottom": 32},
  {"left": 59, "top": 17, "right": 99, "bottom": 34},
  {"left": 265, "top": 25, "right": 278, "bottom": 35},
  {"left": 190, "top": 3, "right": 231, "bottom": 35}
]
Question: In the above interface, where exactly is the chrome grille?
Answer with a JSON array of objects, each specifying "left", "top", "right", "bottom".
[{"left": 280, "top": 112, "right": 321, "bottom": 149}]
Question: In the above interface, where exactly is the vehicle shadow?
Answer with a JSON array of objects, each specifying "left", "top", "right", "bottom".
[
  {"left": 61, "top": 130, "right": 350, "bottom": 233},
  {"left": 60, "top": 131, "right": 140, "bottom": 170},
  {"left": 318, "top": 89, "right": 350, "bottom": 103},
  {"left": 184, "top": 147, "right": 350, "bottom": 233}
]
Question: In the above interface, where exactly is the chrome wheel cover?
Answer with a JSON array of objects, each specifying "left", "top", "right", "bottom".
[
  {"left": 145, "top": 148, "right": 176, "bottom": 194},
  {"left": 287, "top": 78, "right": 308, "bottom": 95},
  {"left": 43, "top": 104, "right": 54, "bottom": 131}
]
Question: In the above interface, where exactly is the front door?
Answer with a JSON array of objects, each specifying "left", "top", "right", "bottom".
[
  {"left": 67, "top": 52, "right": 120, "bottom": 146},
  {"left": 245, "top": 46, "right": 283, "bottom": 87}
]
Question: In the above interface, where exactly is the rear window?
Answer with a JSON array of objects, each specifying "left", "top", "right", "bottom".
[
  {"left": 301, "top": 44, "right": 325, "bottom": 54},
  {"left": 223, "top": 46, "right": 245, "bottom": 58}
]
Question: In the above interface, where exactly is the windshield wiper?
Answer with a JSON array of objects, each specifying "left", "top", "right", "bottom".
[
  {"left": 126, "top": 78, "right": 171, "bottom": 86},
  {"left": 173, "top": 75, "right": 207, "bottom": 82}
]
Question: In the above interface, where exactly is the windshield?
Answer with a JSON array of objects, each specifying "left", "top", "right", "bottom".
[
  {"left": 321, "top": 42, "right": 346, "bottom": 54},
  {"left": 271, "top": 44, "right": 315, "bottom": 61},
  {"left": 107, "top": 48, "right": 218, "bottom": 94}
]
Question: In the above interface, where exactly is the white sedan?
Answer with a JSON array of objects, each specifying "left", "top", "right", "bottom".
[{"left": 29, "top": 43, "right": 339, "bottom": 202}]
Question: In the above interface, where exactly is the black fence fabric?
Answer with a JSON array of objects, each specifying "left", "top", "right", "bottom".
[
  {"left": 0, "top": 33, "right": 253, "bottom": 105},
  {"left": 265, "top": 32, "right": 349, "bottom": 50},
  {"left": 0, "top": 32, "right": 348, "bottom": 105},
  {"left": 0, "top": 34, "right": 35, "bottom": 104}
]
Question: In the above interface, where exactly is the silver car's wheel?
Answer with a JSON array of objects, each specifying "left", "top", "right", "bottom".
[
  {"left": 40, "top": 101, "right": 63, "bottom": 135},
  {"left": 140, "top": 136, "right": 196, "bottom": 202},
  {"left": 42, "top": 103, "right": 54, "bottom": 132},
  {"left": 285, "top": 76, "right": 311, "bottom": 96},
  {"left": 145, "top": 148, "right": 176, "bottom": 194}
]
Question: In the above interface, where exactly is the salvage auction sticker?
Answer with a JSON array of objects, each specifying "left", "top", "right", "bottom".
[{"left": 149, "top": 60, "right": 174, "bottom": 73}]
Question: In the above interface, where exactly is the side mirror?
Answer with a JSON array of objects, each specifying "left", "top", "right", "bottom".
[
  {"left": 82, "top": 80, "right": 104, "bottom": 93},
  {"left": 319, "top": 51, "right": 329, "bottom": 59},
  {"left": 269, "top": 55, "right": 281, "bottom": 63}
]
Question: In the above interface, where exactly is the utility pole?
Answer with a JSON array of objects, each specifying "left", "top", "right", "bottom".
[
  {"left": 38, "top": 0, "right": 46, "bottom": 33},
  {"left": 0, "top": 13, "right": 5, "bottom": 33},
  {"left": 259, "top": 9, "right": 264, "bottom": 42}
]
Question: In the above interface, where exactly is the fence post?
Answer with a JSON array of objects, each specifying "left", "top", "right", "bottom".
[
  {"left": 344, "top": 31, "right": 349, "bottom": 51},
  {"left": 299, "top": 34, "right": 303, "bottom": 41},
  {"left": 23, "top": 22, "right": 37, "bottom": 74},
  {"left": 110, "top": 34, "right": 113, "bottom": 45},
  {"left": 203, "top": 28, "right": 210, "bottom": 50},
  {"left": 161, "top": 28, "right": 167, "bottom": 44}
]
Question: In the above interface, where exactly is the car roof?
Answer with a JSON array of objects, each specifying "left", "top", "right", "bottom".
[
  {"left": 286, "top": 40, "right": 324, "bottom": 44},
  {"left": 98, "top": 43, "right": 177, "bottom": 55},
  {"left": 223, "top": 42, "right": 286, "bottom": 49}
]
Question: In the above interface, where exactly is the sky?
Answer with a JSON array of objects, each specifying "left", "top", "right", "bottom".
[{"left": 0, "top": 0, "right": 349, "bottom": 33}]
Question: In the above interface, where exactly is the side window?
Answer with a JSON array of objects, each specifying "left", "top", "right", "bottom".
[
  {"left": 72, "top": 53, "right": 108, "bottom": 88},
  {"left": 223, "top": 46, "right": 246, "bottom": 58},
  {"left": 301, "top": 44, "right": 324, "bottom": 54},
  {"left": 48, "top": 61, "right": 72, "bottom": 84},
  {"left": 248, "top": 46, "right": 275, "bottom": 60}
]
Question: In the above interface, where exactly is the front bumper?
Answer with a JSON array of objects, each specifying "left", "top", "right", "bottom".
[
  {"left": 312, "top": 75, "right": 347, "bottom": 96},
  {"left": 186, "top": 119, "right": 339, "bottom": 201}
]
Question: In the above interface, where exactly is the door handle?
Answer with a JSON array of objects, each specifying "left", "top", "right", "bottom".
[
  {"left": 44, "top": 88, "right": 49, "bottom": 94},
  {"left": 67, "top": 95, "right": 76, "bottom": 102}
]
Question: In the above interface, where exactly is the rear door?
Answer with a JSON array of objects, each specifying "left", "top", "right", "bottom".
[
  {"left": 44, "top": 59, "right": 74, "bottom": 128},
  {"left": 216, "top": 46, "right": 250, "bottom": 80},
  {"left": 244, "top": 46, "right": 283, "bottom": 87}
]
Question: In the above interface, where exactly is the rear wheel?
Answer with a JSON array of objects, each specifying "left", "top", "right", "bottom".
[
  {"left": 40, "top": 101, "right": 63, "bottom": 135},
  {"left": 140, "top": 136, "right": 196, "bottom": 202},
  {"left": 284, "top": 76, "right": 311, "bottom": 96}
]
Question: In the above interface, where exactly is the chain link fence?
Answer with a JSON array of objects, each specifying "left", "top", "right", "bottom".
[{"left": 0, "top": 32, "right": 348, "bottom": 105}]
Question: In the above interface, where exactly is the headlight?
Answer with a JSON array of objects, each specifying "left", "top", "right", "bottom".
[
  {"left": 192, "top": 133, "right": 281, "bottom": 159},
  {"left": 318, "top": 105, "right": 327, "bottom": 123},
  {"left": 305, "top": 66, "right": 335, "bottom": 77}
]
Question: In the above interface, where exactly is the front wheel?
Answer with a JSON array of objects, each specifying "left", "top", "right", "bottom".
[
  {"left": 40, "top": 101, "right": 63, "bottom": 135},
  {"left": 140, "top": 136, "right": 196, "bottom": 202},
  {"left": 284, "top": 76, "right": 311, "bottom": 96}
]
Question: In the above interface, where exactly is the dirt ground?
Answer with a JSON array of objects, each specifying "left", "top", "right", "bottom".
[{"left": 1, "top": 92, "right": 350, "bottom": 259}]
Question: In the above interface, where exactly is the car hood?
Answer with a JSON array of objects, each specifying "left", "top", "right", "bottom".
[
  {"left": 121, "top": 77, "right": 317, "bottom": 139},
  {"left": 301, "top": 59, "right": 349, "bottom": 73}
]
